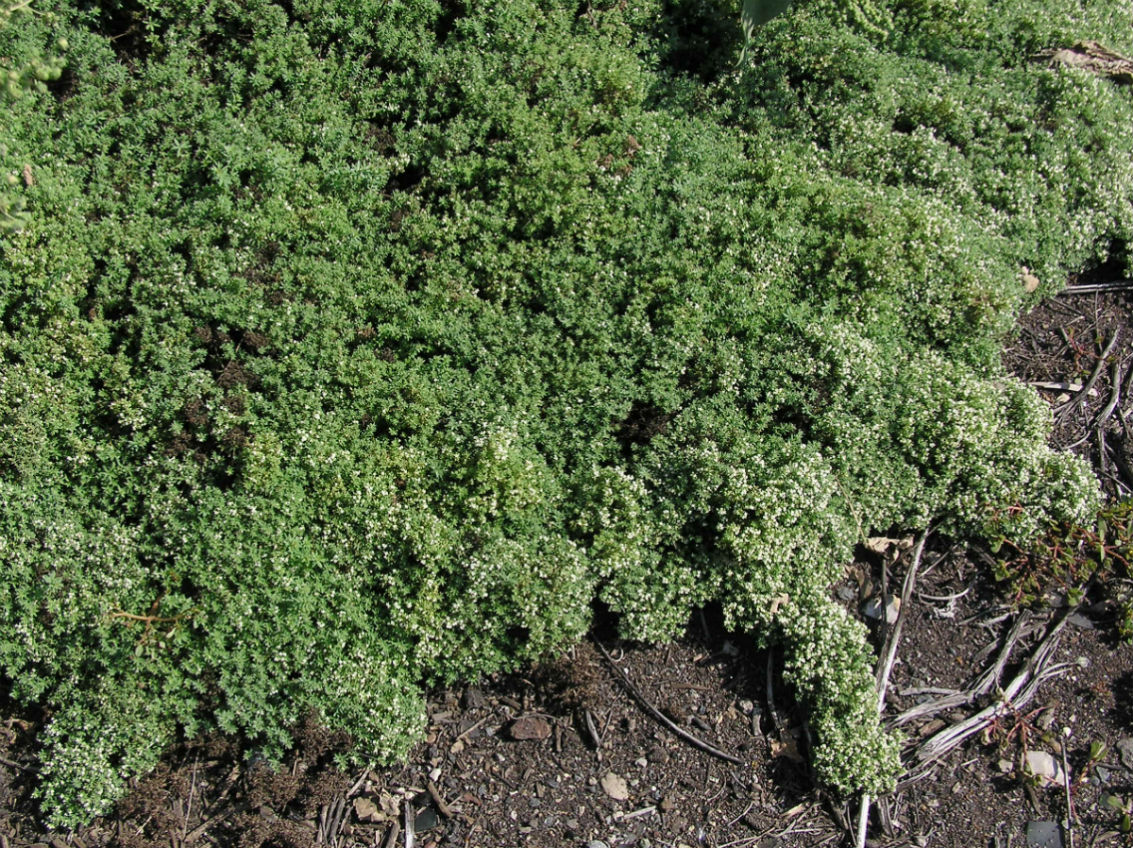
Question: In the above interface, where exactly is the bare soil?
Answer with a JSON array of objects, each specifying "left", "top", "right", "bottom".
[{"left": 2, "top": 283, "right": 1132, "bottom": 848}]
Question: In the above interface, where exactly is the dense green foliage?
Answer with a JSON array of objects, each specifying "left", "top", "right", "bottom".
[
  {"left": 2, "top": 0, "right": 1130, "bottom": 826},
  {"left": 1, "top": 1, "right": 65, "bottom": 231}
]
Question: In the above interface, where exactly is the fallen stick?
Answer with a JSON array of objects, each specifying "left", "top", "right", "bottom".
[
  {"left": 183, "top": 805, "right": 242, "bottom": 844},
  {"left": 860, "top": 528, "right": 930, "bottom": 848},
  {"left": 592, "top": 636, "right": 744, "bottom": 765},
  {"left": 1094, "top": 359, "right": 1125, "bottom": 429},
  {"left": 380, "top": 817, "right": 400, "bottom": 848},
  {"left": 452, "top": 715, "right": 490, "bottom": 744},
  {"left": 875, "top": 529, "right": 930, "bottom": 709},
  {"left": 326, "top": 795, "right": 348, "bottom": 846},
  {"left": 404, "top": 796, "right": 415, "bottom": 848},
  {"left": 1059, "top": 280, "right": 1133, "bottom": 294},
  {"left": 347, "top": 767, "right": 370, "bottom": 797},
  {"left": 914, "top": 609, "right": 1071, "bottom": 764},
  {"left": 427, "top": 779, "right": 454, "bottom": 819},
  {"left": 0, "top": 754, "right": 36, "bottom": 772},
  {"left": 1061, "top": 734, "right": 1075, "bottom": 848},
  {"left": 855, "top": 794, "right": 870, "bottom": 848},
  {"left": 1057, "top": 330, "right": 1121, "bottom": 425}
]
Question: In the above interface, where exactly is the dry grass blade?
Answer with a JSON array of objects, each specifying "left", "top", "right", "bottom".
[
  {"left": 1059, "top": 280, "right": 1133, "bottom": 294},
  {"left": 875, "top": 529, "right": 931, "bottom": 709},
  {"left": 860, "top": 527, "right": 930, "bottom": 848},
  {"left": 1094, "top": 359, "right": 1125, "bottom": 428},
  {"left": 1057, "top": 330, "right": 1121, "bottom": 425},
  {"left": 972, "top": 611, "right": 1033, "bottom": 699},
  {"left": 1061, "top": 735, "right": 1075, "bottom": 848},
  {"left": 914, "top": 608, "right": 1072, "bottom": 764}
]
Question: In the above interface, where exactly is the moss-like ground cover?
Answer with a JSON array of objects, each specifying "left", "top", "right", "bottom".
[{"left": 2, "top": 0, "right": 1130, "bottom": 826}]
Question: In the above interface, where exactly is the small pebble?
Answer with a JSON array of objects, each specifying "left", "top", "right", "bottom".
[
  {"left": 1025, "top": 750, "right": 1062, "bottom": 784},
  {"left": 1117, "top": 737, "right": 1133, "bottom": 770},
  {"left": 508, "top": 715, "right": 552, "bottom": 741},
  {"left": 600, "top": 772, "right": 629, "bottom": 801}
]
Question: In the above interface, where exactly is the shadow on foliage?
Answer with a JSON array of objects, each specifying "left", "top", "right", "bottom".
[
  {"left": 651, "top": 0, "right": 745, "bottom": 82},
  {"left": 89, "top": 0, "right": 152, "bottom": 63}
]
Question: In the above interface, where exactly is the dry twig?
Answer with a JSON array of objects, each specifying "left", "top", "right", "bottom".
[
  {"left": 427, "top": 780, "right": 453, "bottom": 819},
  {"left": 381, "top": 816, "right": 400, "bottom": 848},
  {"left": 914, "top": 607, "right": 1072, "bottom": 764},
  {"left": 875, "top": 529, "right": 931, "bottom": 708},
  {"left": 1060, "top": 280, "right": 1133, "bottom": 294},
  {"left": 403, "top": 796, "right": 415, "bottom": 848},
  {"left": 592, "top": 637, "right": 744, "bottom": 765},
  {"left": 1095, "top": 359, "right": 1125, "bottom": 428},
  {"left": 1057, "top": 330, "right": 1121, "bottom": 424},
  {"left": 859, "top": 528, "right": 930, "bottom": 848},
  {"left": 1061, "top": 733, "right": 1075, "bottom": 848}
]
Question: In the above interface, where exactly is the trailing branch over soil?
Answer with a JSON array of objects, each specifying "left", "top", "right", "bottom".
[{"left": 2, "top": 0, "right": 1132, "bottom": 827}]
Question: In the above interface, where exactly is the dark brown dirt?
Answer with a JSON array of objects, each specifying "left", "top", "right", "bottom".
[{"left": 2, "top": 284, "right": 1132, "bottom": 848}]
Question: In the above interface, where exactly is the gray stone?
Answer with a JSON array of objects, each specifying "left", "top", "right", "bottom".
[
  {"left": 861, "top": 594, "right": 900, "bottom": 622},
  {"left": 1025, "top": 750, "right": 1062, "bottom": 784},
  {"left": 1067, "top": 612, "right": 1095, "bottom": 629},
  {"left": 1025, "top": 820, "right": 1063, "bottom": 848},
  {"left": 1117, "top": 737, "right": 1133, "bottom": 770},
  {"left": 414, "top": 805, "right": 438, "bottom": 832}
]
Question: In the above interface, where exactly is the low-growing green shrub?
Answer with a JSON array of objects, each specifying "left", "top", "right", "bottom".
[
  {"left": 992, "top": 499, "right": 1133, "bottom": 637},
  {"left": 2, "top": 0, "right": 1129, "bottom": 826}
]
